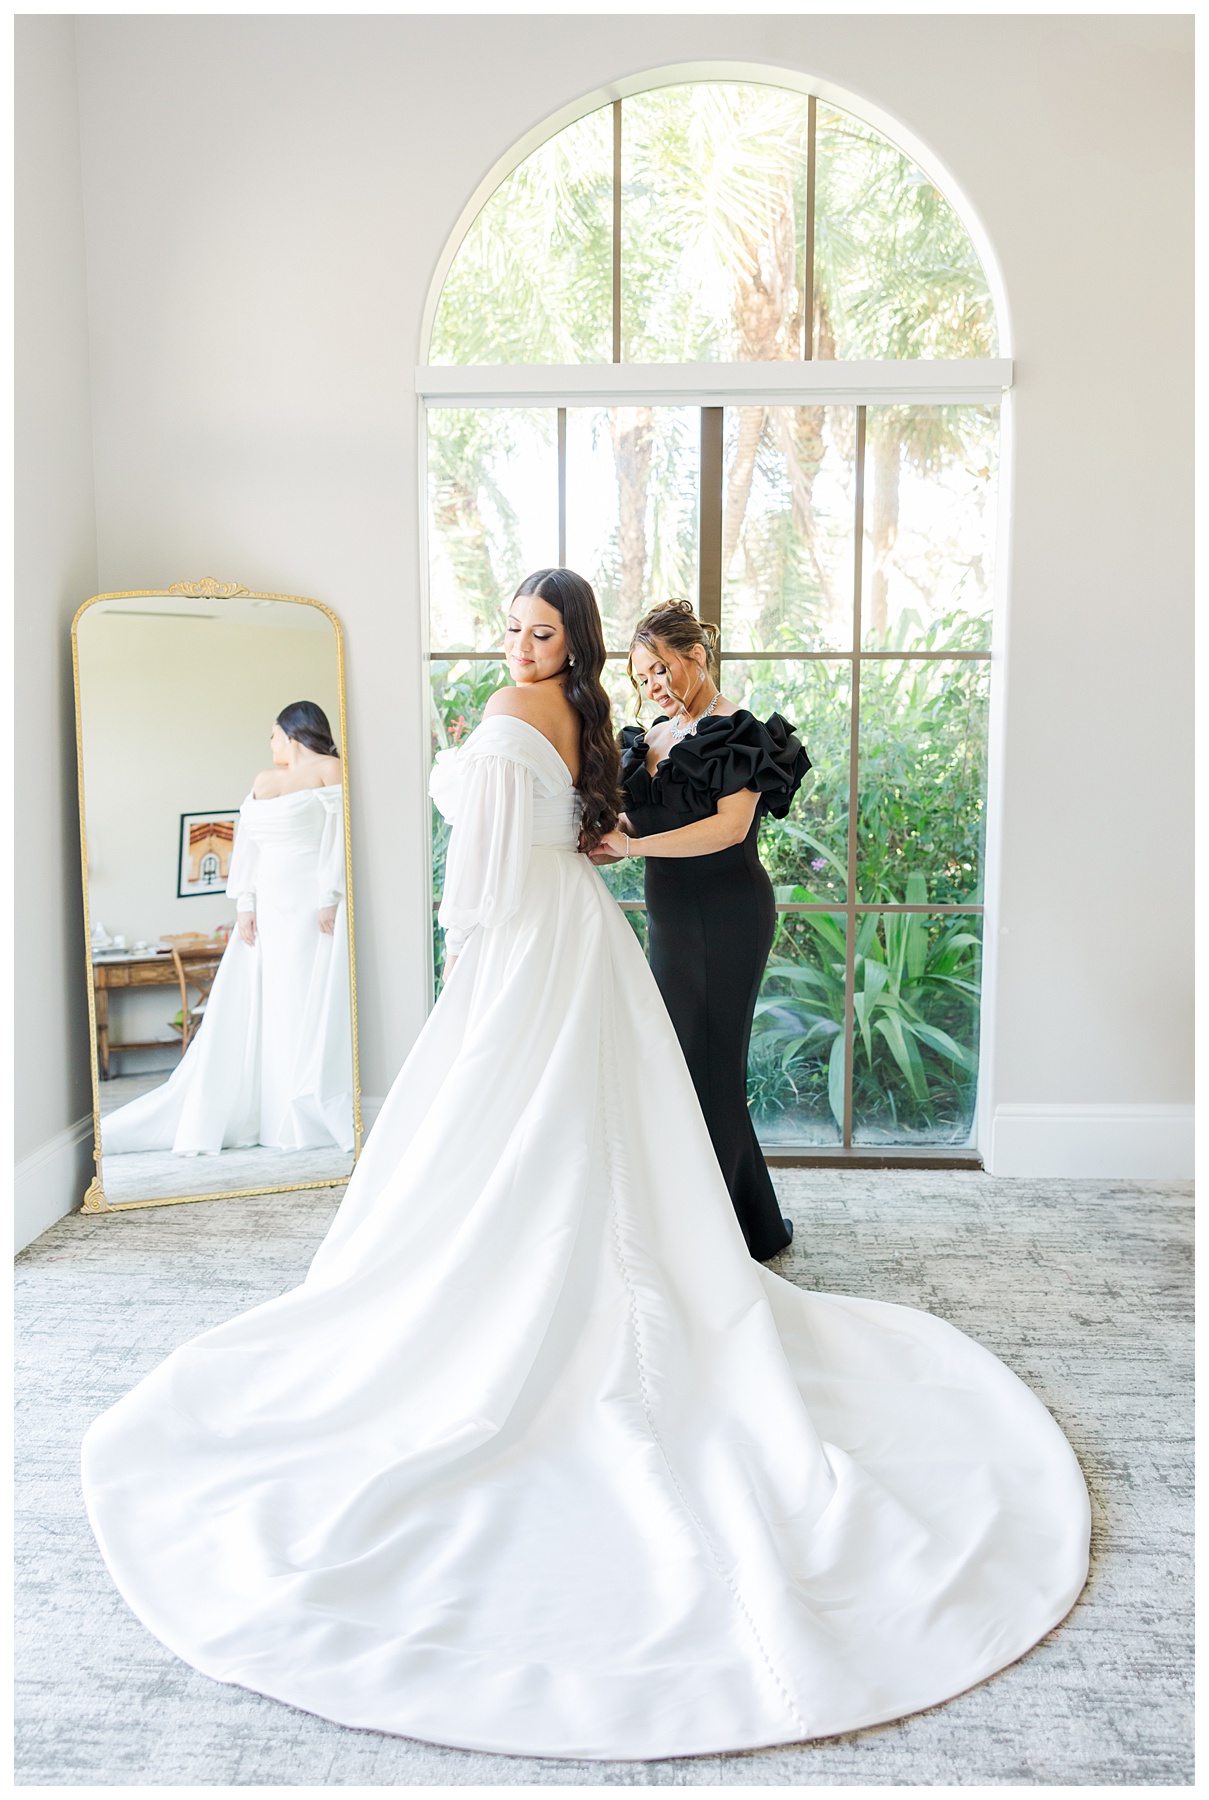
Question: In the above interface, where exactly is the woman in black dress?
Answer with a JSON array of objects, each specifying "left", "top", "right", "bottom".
[{"left": 592, "top": 601, "right": 810, "bottom": 1263}]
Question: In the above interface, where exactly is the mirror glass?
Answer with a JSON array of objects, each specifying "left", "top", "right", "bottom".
[{"left": 75, "top": 588, "right": 359, "bottom": 1209}]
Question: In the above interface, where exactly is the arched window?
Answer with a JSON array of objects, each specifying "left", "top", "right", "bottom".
[{"left": 421, "top": 73, "right": 1006, "bottom": 1157}]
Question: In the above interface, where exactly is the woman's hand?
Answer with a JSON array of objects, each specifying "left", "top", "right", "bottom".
[
  {"left": 237, "top": 910, "right": 257, "bottom": 947},
  {"left": 590, "top": 829, "right": 632, "bottom": 865},
  {"left": 318, "top": 905, "right": 338, "bottom": 936}
]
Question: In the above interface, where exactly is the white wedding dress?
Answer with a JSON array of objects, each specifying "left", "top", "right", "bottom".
[
  {"left": 82, "top": 719, "right": 1089, "bottom": 1760},
  {"left": 102, "top": 785, "right": 353, "bottom": 1157}
]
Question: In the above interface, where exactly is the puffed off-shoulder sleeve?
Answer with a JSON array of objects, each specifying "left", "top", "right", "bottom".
[
  {"left": 316, "top": 787, "right": 346, "bottom": 908},
  {"left": 430, "top": 741, "right": 534, "bottom": 960},
  {"left": 225, "top": 805, "right": 258, "bottom": 913}
]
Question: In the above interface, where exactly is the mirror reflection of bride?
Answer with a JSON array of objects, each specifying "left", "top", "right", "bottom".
[{"left": 102, "top": 702, "right": 354, "bottom": 1157}]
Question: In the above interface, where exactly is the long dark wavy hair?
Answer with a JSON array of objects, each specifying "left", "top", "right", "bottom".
[
  {"left": 276, "top": 700, "right": 340, "bottom": 758},
  {"left": 511, "top": 569, "right": 620, "bottom": 851}
]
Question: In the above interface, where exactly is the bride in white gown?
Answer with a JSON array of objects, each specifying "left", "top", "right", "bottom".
[
  {"left": 102, "top": 701, "right": 353, "bottom": 1158},
  {"left": 82, "top": 574, "right": 1089, "bottom": 1760}
]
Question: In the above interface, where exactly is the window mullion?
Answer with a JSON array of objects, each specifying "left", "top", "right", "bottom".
[
  {"left": 843, "top": 406, "right": 867, "bottom": 1149},
  {"left": 612, "top": 101, "right": 622, "bottom": 364},
  {"left": 699, "top": 408, "right": 725, "bottom": 638},
  {"left": 557, "top": 408, "right": 567, "bottom": 565},
  {"left": 802, "top": 95, "right": 817, "bottom": 362}
]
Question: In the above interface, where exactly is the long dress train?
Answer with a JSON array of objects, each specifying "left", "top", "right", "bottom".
[
  {"left": 82, "top": 718, "right": 1089, "bottom": 1760},
  {"left": 101, "top": 785, "right": 353, "bottom": 1156}
]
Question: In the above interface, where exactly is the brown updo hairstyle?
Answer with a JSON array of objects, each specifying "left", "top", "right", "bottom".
[
  {"left": 511, "top": 568, "right": 621, "bottom": 852},
  {"left": 627, "top": 599, "right": 722, "bottom": 715}
]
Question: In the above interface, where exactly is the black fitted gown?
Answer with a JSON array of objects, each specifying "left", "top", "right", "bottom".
[{"left": 619, "top": 711, "right": 811, "bottom": 1262}]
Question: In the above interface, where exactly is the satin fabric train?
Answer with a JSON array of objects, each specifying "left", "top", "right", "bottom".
[
  {"left": 82, "top": 719, "right": 1089, "bottom": 1759},
  {"left": 101, "top": 785, "right": 353, "bottom": 1156}
]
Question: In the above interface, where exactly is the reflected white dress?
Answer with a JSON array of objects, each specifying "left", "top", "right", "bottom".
[
  {"left": 102, "top": 785, "right": 353, "bottom": 1157},
  {"left": 82, "top": 719, "right": 1089, "bottom": 1760}
]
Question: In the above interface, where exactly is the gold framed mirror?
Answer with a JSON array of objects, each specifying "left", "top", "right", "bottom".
[{"left": 72, "top": 579, "right": 362, "bottom": 1212}]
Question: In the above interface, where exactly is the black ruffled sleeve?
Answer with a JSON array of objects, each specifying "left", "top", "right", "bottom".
[
  {"left": 663, "top": 711, "right": 810, "bottom": 820},
  {"left": 618, "top": 718, "right": 674, "bottom": 804},
  {"left": 618, "top": 723, "right": 649, "bottom": 791}
]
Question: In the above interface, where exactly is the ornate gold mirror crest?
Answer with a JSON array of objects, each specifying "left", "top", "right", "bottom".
[{"left": 73, "top": 582, "right": 362, "bottom": 1213}]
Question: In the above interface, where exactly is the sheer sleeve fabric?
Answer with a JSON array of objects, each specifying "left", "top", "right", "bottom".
[
  {"left": 435, "top": 754, "right": 534, "bottom": 959},
  {"left": 226, "top": 805, "right": 259, "bottom": 914},
  {"left": 316, "top": 788, "right": 346, "bottom": 908}
]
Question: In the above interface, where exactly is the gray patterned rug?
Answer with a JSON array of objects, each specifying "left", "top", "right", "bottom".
[{"left": 15, "top": 1172, "right": 1192, "bottom": 1785}]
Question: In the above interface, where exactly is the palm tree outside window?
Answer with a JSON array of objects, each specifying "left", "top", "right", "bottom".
[{"left": 420, "top": 74, "right": 1006, "bottom": 1160}]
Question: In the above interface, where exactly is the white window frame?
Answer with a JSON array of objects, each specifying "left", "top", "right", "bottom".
[{"left": 416, "top": 362, "right": 1012, "bottom": 410}]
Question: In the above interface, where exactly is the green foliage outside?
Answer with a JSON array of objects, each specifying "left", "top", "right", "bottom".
[
  {"left": 813, "top": 105, "right": 997, "bottom": 361},
  {"left": 429, "top": 83, "right": 997, "bottom": 368},
  {"left": 426, "top": 82, "right": 996, "bottom": 1143},
  {"left": 750, "top": 905, "right": 981, "bottom": 1146},
  {"left": 428, "top": 82, "right": 1000, "bottom": 655},
  {"left": 430, "top": 612, "right": 985, "bottom": 1144},
  {"left": 739, "top": 613, "right": 989, "bottom": 908},
  {"left": 734, "top": 611, "right": 986, "bottom": 1143},
  {"left": 427, "top": 409, "right": 556, "bottom": 653},
  {"left": 430, "top": 108, "right": 613, "bottom": 367}
]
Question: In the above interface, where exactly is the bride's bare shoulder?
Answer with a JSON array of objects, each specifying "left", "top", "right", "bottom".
[
  {"left": 482, "top": 682, "right": 578, "bottom": 776},
  {"left": 251, "top": 768, "right": 284, "bottom": 799},
  {"left": 484, "top": 685, "right": 572, "bottom": 729},
  {"left": 485, "top": 685, "right": 540, "bottom": 720}
]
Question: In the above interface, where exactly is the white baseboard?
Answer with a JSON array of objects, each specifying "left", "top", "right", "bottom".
[
  {"left": 360, "top": 1096, "right": 384, "bottom": 1135},
  {"left": 14, "top": 1115, "right": 94, "bottom": 1254},
  {"left": 987, "top": 1103, "right": 1194, "bottom": 1179}
]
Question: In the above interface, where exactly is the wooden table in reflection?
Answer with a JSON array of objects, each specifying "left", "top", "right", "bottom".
[{"left": 92, "top": 948, "right": 223, "bottom": 1079}]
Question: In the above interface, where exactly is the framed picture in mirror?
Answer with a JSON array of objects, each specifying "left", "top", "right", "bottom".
[
  {"left": 73, "top": 578, "right": 362, "bottom": 1213},
  {"left": 178, "top": 809, "right": 241, "bottom": 898}
]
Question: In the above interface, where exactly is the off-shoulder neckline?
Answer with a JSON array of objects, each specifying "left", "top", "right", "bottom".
[
  {"left": 246, "top": 782, "right": 343, "bottom": 805},
  {"left": 463, "top": 714, "right": 575, "bottom": 787}
]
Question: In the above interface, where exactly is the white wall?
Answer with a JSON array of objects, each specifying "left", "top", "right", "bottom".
[
  {"left": 14, "top": 18, "right": 99, "bottom": 1249},
  {"left": 20, "top": 14, "right": 1190, "bottom": 1197}
]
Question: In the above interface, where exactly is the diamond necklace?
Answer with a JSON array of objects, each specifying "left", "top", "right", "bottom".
[{"left": 667, "top": 689, "right": 721, "bottom": 744}]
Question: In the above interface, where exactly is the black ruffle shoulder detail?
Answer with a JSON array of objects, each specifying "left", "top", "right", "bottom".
[
  {"left": 620, "top": 711, "right": 810, "bottom": 820},
  {"left": 618, "top": 723, "right": 650, "bottom": 790}
]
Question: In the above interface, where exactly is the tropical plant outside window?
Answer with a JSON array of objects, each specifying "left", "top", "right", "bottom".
[{"left": 424, "top": 78, "right": 1001, "bottom": 1152}]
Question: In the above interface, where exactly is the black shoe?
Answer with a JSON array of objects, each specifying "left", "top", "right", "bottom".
[{"left": 757, "top": 1219, "right": 793, "bottom": 1262}]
